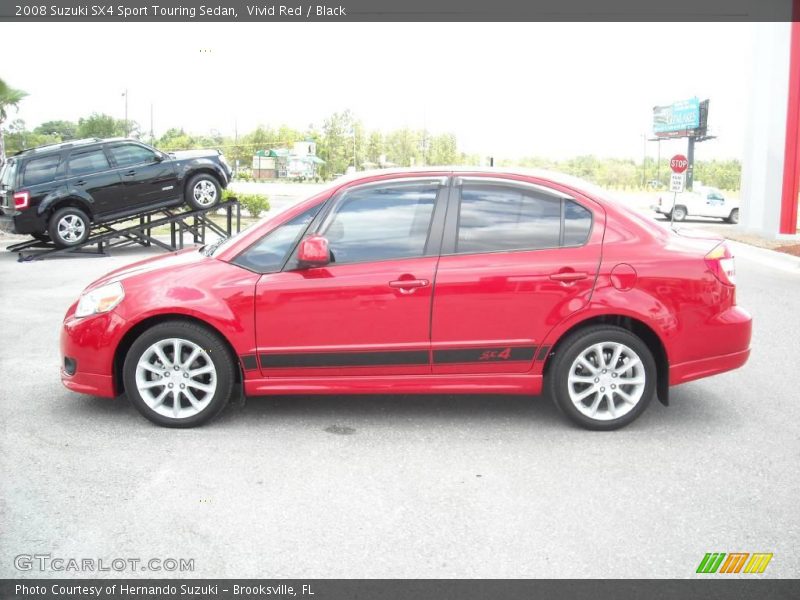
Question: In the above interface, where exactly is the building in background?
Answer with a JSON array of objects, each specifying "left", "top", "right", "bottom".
[{"left": 251, "top": 141, "right": 325, "bottom": 181}]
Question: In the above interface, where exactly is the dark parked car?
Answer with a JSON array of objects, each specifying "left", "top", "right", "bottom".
[{"left": 0, "top": 138, "right": 232, "bottom": 248}]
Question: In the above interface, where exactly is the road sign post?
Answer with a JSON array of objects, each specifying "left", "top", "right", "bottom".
[{"left": 669, "top": 155, "right": 688, "bottom": 228}]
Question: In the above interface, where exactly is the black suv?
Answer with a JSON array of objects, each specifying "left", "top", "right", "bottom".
[{"left": 0, "top": 138, "right": 233, "bottom": 248}]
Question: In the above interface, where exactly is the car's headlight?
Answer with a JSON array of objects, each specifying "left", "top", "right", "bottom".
[{"left": 75, "top": 282, "right": 125, "bottom": 318}]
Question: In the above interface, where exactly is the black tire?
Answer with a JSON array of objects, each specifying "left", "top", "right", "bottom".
[
  {"left": 185, "top": 173, "right": 222, "bottom": 211},
  {"left": 727, "top": 208, "right": 739, "bottom": 224},
  {"left": 670, "top": 205, "right": 687, "bottom": 222},
  {"left": 123, "top": 321, "right": 235, "bottom": 428},
  {"left": 547, "top": 326, "right": 657, "bottom": 431},
  {"left": 48, "top": 207, "right": 91, "bottom": 249}
]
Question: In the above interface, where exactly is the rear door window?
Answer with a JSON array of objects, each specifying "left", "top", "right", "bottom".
[
  {"left": 68, "top": 149, "right": 111, "bottom": 177},
  {"left": 21, "top": 155, "right": 61, "bottom": 186}
]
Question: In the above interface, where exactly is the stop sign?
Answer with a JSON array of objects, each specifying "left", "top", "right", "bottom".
[{"left": 670, "top": 154, "right": 689, "bottom": 174}]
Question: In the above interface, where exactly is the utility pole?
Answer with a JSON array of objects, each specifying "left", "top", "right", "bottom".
[
  {"left": 641, "top": 133, "right": 647, "bottom": 188},
  {"left": 686, "top": 135, "right": 696, "bottom": 190},
  {"left": 149, "top": 102, "right": 154, "bottom": 145},
  {"left": 122, "top": 89, "right": 128, "bottom": 137}
]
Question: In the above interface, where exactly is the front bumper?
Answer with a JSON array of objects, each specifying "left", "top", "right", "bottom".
[{"left": 60, "top": 304, "right": 128, "bottom": 398}]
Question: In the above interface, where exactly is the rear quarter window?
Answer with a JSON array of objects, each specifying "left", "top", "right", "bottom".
[{"left": 21, "top": 155, "right": 61, "bottom": 186}]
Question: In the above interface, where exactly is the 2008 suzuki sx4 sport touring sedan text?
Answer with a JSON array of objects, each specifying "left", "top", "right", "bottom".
[{"left": 60, "top": 168, "right": 752, "bottom": 430}]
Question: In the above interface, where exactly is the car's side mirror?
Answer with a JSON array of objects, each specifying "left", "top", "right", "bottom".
[
  {"left": 297, "top": 235, "right": 330, "bottom": 268},
  {"left": 154, "top": 153, "right": 165, "bottom": 162}
]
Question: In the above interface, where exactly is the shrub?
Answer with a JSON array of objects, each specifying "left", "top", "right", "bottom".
[{"left": 222, "top": 190, "right": 270, "bottom": 218}]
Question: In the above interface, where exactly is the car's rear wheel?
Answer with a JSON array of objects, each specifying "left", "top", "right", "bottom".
[
  {"left": 185, "top": 173, "right": 221, "bottom": 210},
  {"left": 547, "top": 326, "right": 656, "bottom": 430},
  {"left": 123, "top": 321, "right": 235, "bottom": 428},
  {"left": 727, "top": 208, "right": 739, "bottom": 224},
  {"left": 670, "top": 205, "right": 687, "bottom": 222},
  {"left": 49, "top": 207, "right": 91, "bottom": 249}
]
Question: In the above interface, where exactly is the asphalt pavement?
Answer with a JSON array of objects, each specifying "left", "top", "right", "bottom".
[{"left": 0, "top": 220, "right": 798, "bottom": 579}]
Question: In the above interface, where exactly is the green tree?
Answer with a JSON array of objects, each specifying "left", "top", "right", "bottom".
[
  {"left": 34, "top": 120, "right": 78, "bottom": 141},
  {"left": 76, "top": 113, "right": 134, "bottom": 138},
  {"left": 0, "top": 78, "right": 28, "bottom": 160}
]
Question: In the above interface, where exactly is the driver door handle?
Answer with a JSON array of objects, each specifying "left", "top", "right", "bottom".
[
  {"left": 549, "top": 271, "right": 588, "bottom": 282},
  {"left": 124, "top": 170, "right": 136, "bottom": 177},
  {"left": 389, "top": 278, "right": 429, "bottom": 294}
]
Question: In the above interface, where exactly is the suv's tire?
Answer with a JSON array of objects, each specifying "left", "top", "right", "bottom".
[
  {"left": 727, "top": 208, "right": 739, "bottom": 224},
  {"left": 185, "top": 173, "right": 221, "bottom": 210},
  {"left": 123, "top": 321, "right": 236, "bottom": 428},
  {"left": 49, "top": 207, "right": 91, "bottom": 249},
  {"left": 670, "top": 205, "right": 687, "bottom": 222},
  {"left": 547, "top": 326, "right": 656, "bottom": 431}
]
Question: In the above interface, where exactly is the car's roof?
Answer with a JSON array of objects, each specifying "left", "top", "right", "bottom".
[
  {"left": 13, "top": 137, "right": 133, "bottom": 158},
  {"left": 334, "top": 166, "right": 601, "bottom": 195}
]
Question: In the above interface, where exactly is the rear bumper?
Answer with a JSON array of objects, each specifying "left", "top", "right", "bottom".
[
  {"left": 0, "top": 210, "right": 46, "bottom": 235},
  {"left": 670, "top": 348, "right": 750, "bottom": 386},
  {"left": 669, "top": 305, "right": 752, "bottom": 385}
]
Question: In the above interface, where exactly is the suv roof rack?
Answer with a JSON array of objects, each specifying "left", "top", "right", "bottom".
[{"left": 14, "top": 138, "right": 104, "bottom": 157}]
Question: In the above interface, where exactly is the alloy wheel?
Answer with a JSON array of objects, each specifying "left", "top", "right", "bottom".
[
  {"left": 567, "top": 342, "right": 646, "bottom": 421},
  {"left": 135, "top": 338, "right": 217, "bottom": 419}
]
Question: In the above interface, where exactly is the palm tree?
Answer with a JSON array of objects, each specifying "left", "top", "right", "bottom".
[{"left": 0, "top": 78, "right": 28, "bottom": 162}]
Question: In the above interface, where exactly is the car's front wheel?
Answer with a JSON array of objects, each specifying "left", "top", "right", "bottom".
[
  {"left": 670, "top": 205, "right": 687, "bottom": 222},
  {"left": 49, "top": 207, "right": 91, "bottom": 249},
  {"left": 123, "top": 321, "right": 235, "bottom": 427},
  {"left": 547, "top": 326, "right": 656, "bottom": 430},
  {"left": 727, "top": 208, "right": 739, "bottom": 224},
  {"left": 185, "top": 173, "right": 221, "bottom": 210}
]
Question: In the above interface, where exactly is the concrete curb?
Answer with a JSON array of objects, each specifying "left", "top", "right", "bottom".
[{"left": 728, "top": 240, "right": 800, "bottom": 273}]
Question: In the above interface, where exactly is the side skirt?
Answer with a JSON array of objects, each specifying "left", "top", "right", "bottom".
[{"left": 244, "top": 373, "right": 542, "bottom": 397}]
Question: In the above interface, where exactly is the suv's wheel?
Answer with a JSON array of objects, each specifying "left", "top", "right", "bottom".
[
  {"left": 185, "top": 173, "right": 221, "bottom": 210},
  {"left": 49, "top": 207, "right": 91, "bottom": 248},
  {"left": 547, "top": 326, "right": 656, "bottom": 430},
  {"left": 123, "top": 321, "right": 235, "bottom": 428},
  {"left": 670, "top": 205, "right": 687, "bottom": 222},
  {"left": 727, "top": 208, "right": 739, "bottom": 224}
]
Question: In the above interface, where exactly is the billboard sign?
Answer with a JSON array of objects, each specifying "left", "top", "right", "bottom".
[{"left": 653, "top": 98, "right": 701, "bottom": 135}]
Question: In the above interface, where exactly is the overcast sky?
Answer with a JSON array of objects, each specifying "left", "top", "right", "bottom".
[{"left": 3, "top": 22, "right": 758, "bottom": 161}]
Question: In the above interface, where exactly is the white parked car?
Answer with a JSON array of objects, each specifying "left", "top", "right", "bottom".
[{"left": 652, "top": 185, "right": 740, "bottom": 224}]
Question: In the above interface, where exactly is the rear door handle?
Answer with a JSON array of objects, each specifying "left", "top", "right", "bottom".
[
  {"left": 549, "top": 271, "right": 588, "bottom": 282},
  {"left": 389, "top": 278, "right": 429, "bottom": 294},
  {"left": 124, "top": 170, "right": 136, "bottom": 177},
  {"left": 74, "top": 179, "right": 86, "bottom": 186}
]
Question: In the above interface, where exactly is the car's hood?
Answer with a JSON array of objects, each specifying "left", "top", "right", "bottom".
[
  {"left": 85, "top": 248, "right": 209, "bottom": 291},
  {"left": 169, "top": 149, "right": 220, "bottom": 160}
]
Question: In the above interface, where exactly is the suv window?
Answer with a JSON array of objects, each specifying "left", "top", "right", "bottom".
[
  {"left": 21, "top": 155, "right": 61, "bottom": 186},
  {"left": 0, "top": 159, "right": 16, "bottom": 188},
  {"left": 233, "top": 204, "right": 321, "bottom": 273},
  {"left": 68, "top": 149, "right": 110, "bottom": 177},
  {"left": 455, "top": 183, "right": 593, "bottom": 253},
  {"left": 321, "top": 182, "right": 438, "bottom": 264},
  {"left": 109, "top": 144, "right": 157, "bottom": 167}
]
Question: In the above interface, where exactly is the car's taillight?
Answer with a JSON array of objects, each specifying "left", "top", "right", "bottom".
[
  {"left": 13, "top": 190, "right": 30, "bottom": 210},
  {"left": 705, "top": 242, "right": 736, "bottom": 286}
]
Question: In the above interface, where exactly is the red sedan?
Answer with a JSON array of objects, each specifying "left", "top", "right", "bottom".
[{"left": 60, "top": 168, "right": 752, "bottom": 429}]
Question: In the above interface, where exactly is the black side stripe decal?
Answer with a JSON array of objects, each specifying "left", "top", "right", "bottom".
[
  {"left": 240, "top": 355, "right": 259, "bottom": 371},
  {"left": 260, "top": 350, "right": 429, "bottom": 368},
  {"left": 536, "top": 345, "right": 551, "bottom": 361},
  {"left": 256, "top": 346, "right": 541, "bottom": 368},
  {"left": 433, "top": 346, "right": 537, "bottom": 364}
]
